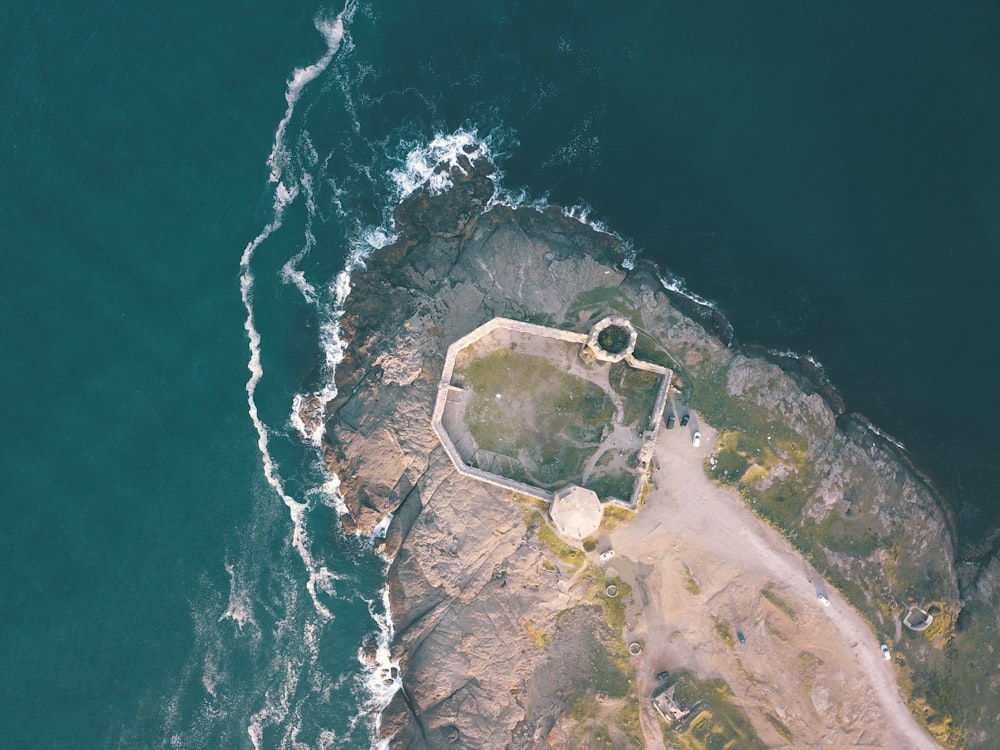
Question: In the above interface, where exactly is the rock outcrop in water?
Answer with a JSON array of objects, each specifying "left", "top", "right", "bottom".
[{"left": 315, "top": 154, "right": 992, "bottom": 749}]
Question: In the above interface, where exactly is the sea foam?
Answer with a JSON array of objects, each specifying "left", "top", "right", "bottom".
[
  {"left": 241, "top": 5, "right": 357, "bottom": 624},
  {"left": 267, "top": 11, "right": 348, "bottom": 185},
  {"left": 389, "top": 129, "right": 494, "bottom": 201}
]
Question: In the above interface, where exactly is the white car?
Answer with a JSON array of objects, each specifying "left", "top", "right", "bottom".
[
  {"left": 692, "top": 431, "right": 701, "bottom": 448},
  {"left": 817, "top": 593, "right": 830, "bottom": 607},
  {"left": 599, "top": 549, "right": 615, "bottom": 561},
  {"left": 881, "top": 643, "right": 891, "bottom": 661}
]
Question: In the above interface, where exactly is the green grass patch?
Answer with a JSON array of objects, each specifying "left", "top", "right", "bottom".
[
  {"left": 610, "top": 361, "right": 662, "bottom": 427},
  {"left": 520, "top": 618, "right": 552, "bottom": 648},
  {"left": 566, "top": 287, "right": 676, "bottom": 373},
  {"left": 594, "top": 450, "right": 615, "bottom": 469},
  {"left": 688, "top": 365, "right": 806, "bottom": 459},
  {"left": 613, "top": 701, "right": 644, "bottom": 748},
  {"left": 520, "top": 502, "right": 586, "bottom": 569},
  {"left": 458, "top": 349, "right": 614, "bottom": 481},
  {"left": 586, "top": 469, "right": 636, "bottom": 502},
  {"left": 742, "top": 472, "right": 813, "bottom": 531},
  {"left": 682, "top": 564, "right": 701, "bottom": 595},
  {"left": 578, "top": 566, "right": 632, "bottom": 636},
  {"left": 567, "top": 286, "right": 626, "bottom": 320},
  {"left": 633, "top": 330, "right": 677, "bottom": 369},
  {"left": 764, "top": 712, "right": 793, "bottom": 743},
  {"left": 602, "top": 503, "right": 636, "bottom": 530},
  {"left": 712, "top": 616, "right": 736, "bottom": 651},
  {"left": 534, "top": 443, "right": 592, "bottom": 485},
  {"left": 536, "top": 520, "right": 585, "bottom": 569},
  {"left": 561, "top": 585, "right": 641, "bottom": 748},
  {"left": 598, "top": 324, "right": 632, "bottom": 354},
  {"left": 919, "top": 602, "right": 956, "bottom": 644},
  {"left": 662, "top": 671, "right": 767, "bottom": 750},
  {"left": 761, "top": 584, "right": 798, "bottom": 622},
  {"left": 808, "top": 508, "right": 881, "bottom": 558},
  {"left": 709, "top": 430, "right": 750, "bottom": 485},
  {"left": 798, "top": 651, "right": 824, "bottom": 689}
]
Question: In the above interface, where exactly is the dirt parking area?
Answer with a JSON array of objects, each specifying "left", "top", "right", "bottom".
[{"left": 601, "top": 415, "right": 942, "bottom": 749}]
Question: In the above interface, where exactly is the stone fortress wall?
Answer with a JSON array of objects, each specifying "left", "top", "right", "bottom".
[{"left": 432, "top": 316, "right": 673, "bottom": 510}]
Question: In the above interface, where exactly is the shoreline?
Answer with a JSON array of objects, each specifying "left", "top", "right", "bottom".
[
  {"left": 316, "top": 151, "right": 992, "bottom": 747},
  {"left": 645, "top": 257, "right": 962, "bottom": 559}
]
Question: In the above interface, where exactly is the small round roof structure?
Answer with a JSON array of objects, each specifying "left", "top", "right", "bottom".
[
  {"left": 586, "top": 316, "right": 637, "bottom": 363},
  {"left": 550, "top": 485, "right": 603, "bottom": 541}
]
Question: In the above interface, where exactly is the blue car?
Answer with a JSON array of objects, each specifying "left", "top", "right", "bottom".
[{"left": 737, "top": 631, "right": 746, "bottom": 644}]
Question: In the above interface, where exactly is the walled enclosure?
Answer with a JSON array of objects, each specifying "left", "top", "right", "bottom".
[{"left": 431, "top": 317, "right": 672, "bottom": 520}]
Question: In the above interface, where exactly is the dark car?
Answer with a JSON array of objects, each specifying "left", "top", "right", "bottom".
[
  {"left": 680, "top": 413, "right": 690, "bottom": 427},
  {"left": 666, "top": 413, "right": 676, "bottom": 429},
  {"left": 737, "top": 631, "right": 746, "bottom": 645},
  {"left": 655, "top": 671, "right": 670, "bottom": 681}
]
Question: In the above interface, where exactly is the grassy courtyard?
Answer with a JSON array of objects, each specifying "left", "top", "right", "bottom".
[
  {"left": 449, "top": 326, "right": 667, "bottom": 497},
  {"left": 457, "top": 348, "right": 614, "bottom": 486}
]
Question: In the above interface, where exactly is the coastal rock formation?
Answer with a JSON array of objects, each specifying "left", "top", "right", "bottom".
[{"left": 318, "top": 156, "right": 984, "bottom": 748}]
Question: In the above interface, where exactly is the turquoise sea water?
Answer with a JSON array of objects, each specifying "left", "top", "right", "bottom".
[{"left": 2, "top": 1, "right": 999, "bottom": 747}]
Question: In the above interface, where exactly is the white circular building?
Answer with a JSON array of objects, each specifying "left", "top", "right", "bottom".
[{"left": 549, "top": 485, "right": 603, "bottom": 541}]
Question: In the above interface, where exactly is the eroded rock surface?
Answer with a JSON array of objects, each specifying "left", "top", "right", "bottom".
[{"left": 319, "top": 158, "right": 973, "bottom": 748}]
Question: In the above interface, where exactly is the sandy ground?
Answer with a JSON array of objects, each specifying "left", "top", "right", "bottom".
[{"left": 599, "top": 413, "right": 942, "bottom": 749}]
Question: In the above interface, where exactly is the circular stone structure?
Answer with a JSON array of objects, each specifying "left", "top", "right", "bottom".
[
  {"left": 549, "top": 485, "right": 603, "bottom": 541},
  {"left": 586, "top": 315, "right": 637, "bottom": 363}
]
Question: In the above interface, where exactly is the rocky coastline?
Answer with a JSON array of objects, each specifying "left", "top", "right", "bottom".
[{"left": 313, "top": 152, "right": 997, "bottom": 748}]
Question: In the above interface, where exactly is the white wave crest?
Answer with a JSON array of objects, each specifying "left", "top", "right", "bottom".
[
  {"left": 487, "top": 184, "right": 640, "bottom": 269},
  {"left": 362, "top": 583, "right": 401, "bottom": 744},
  {"left": 247, "top": 659, "right": 302, "bottom": 750},
  {"left": 371, "top": 512, "right": 393, "bottom": 540},
  {"left": 241, "top": 252, "right": 334, "bottom": 620},
  {"left": 219, "top": 561, "right": 257, "bottom": 634},
  {"left": 280, "top": 169, "right": 319, "bottom": 304},
  {"left": 488, "top": 183, "right": 552, "bottom": 213},
  {"left": 305, "top": 473, "right": 349, "bottom": 517},
  {"left": 563, "top": 203, "right": 637, "bottom": 269},
  {"left": 240, "top": 8, "right": 350, "bottom": 619},
  {"left": 861, "top": 418, "right": 908, "bottom": 452},
  {"left": 766, "top": 348, "right": 827, "bottom": 374},
  {"left": 268, "top": 11, "right": 348, "bottom": 184},
  {"left": 657, "top": 271, "right": 723, "bottom": 313},
  {"left": 390, "top": 129, "right": 493, "bottom": 202}
]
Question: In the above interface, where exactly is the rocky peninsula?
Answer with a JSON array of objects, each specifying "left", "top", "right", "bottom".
[{"left": 309, "top": 151, "right": 1000, "bottom": 749}]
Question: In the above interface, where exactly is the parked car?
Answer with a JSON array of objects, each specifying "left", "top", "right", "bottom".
[
  {"left": 881, "top": 643, "right": 891, "bottom": 661},
  {"left": 655, "top": 670, "right": 670, "bottom": 681},
  {"left": 680, "top": 413, "right": 690, "bottom": 427},
  {"left": 692, "top": 431, "right": 701, "bottom": 448},
  {"left": 737, "top": 631, "right": 746, "bottom": 644},
  {"left": 817, "top": 593, "right": 830, "bottom": 607},
  {"left": 599, "top": 549, "right": 615, "bottom": 561},
  {"left": 666, "top": 413, "right": 676, "bottom": 429}
]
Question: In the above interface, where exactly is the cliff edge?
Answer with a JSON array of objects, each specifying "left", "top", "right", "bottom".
[{"left": 313, "top": 154, "right": 991, "bottom": 749}]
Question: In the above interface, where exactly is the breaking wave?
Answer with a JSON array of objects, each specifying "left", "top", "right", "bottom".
[{"left": 657, "top": 270, "right": 724, "bottom": 314}]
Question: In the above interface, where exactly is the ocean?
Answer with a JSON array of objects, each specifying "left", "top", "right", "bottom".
[{"left": 2, "top": 0, "right": 998, "bottom": 747}]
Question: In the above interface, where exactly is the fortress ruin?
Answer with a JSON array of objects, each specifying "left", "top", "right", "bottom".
[{"left": 431, "top": 316, "right": 672, "bottom": 537}]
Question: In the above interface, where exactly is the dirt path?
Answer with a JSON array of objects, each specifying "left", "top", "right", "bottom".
[{"left": 602, "top": 416, "right": 942, "bottom": 749}]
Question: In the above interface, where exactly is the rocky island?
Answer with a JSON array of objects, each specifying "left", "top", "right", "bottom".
[{"left": 307, "top": 149, "right": 1000, "bottom": 749}]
